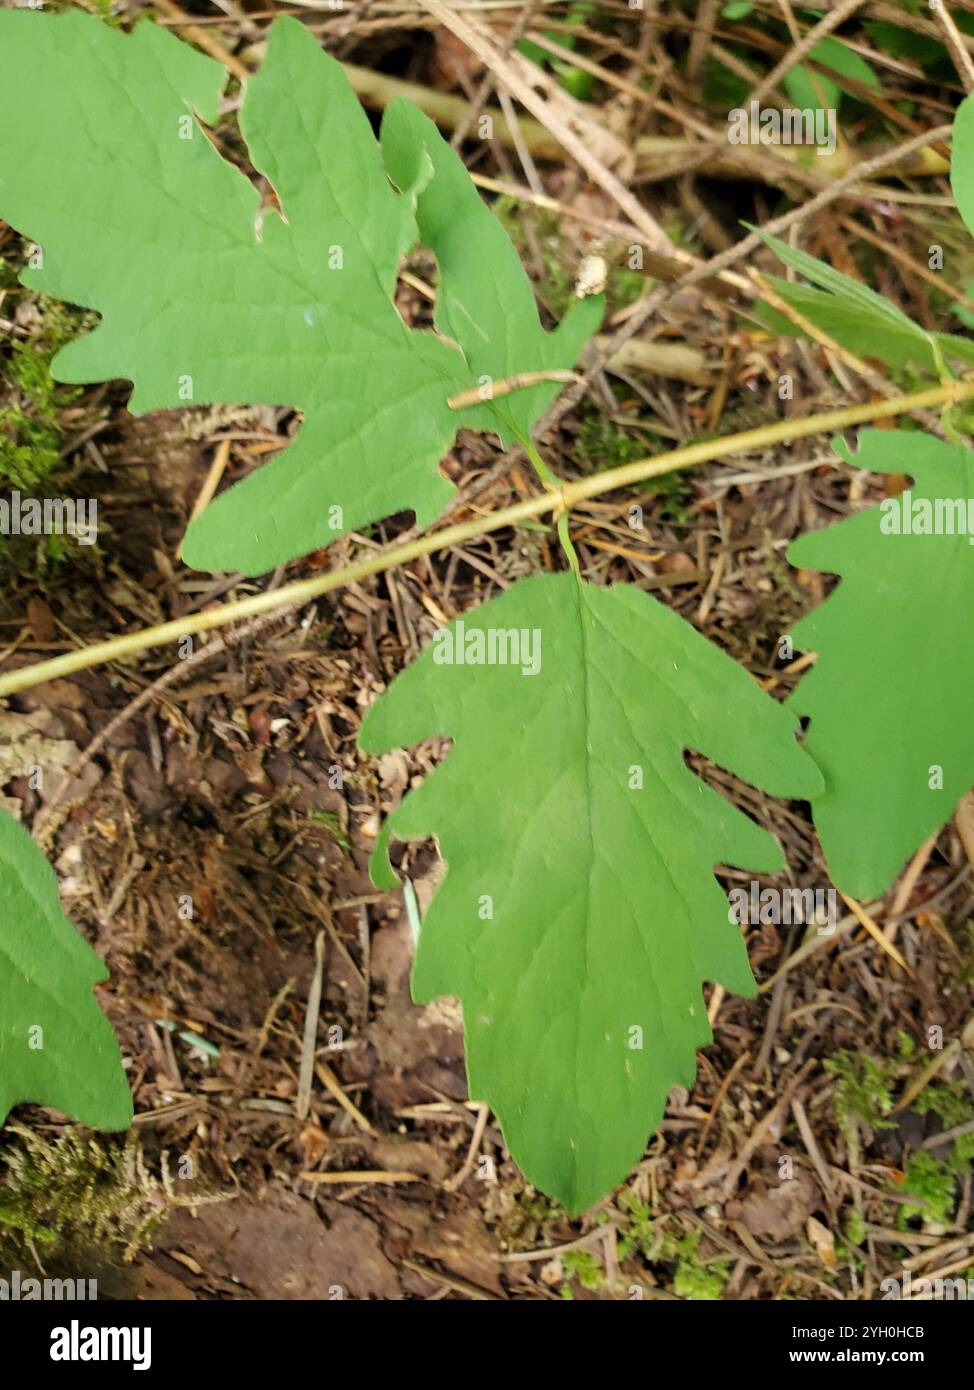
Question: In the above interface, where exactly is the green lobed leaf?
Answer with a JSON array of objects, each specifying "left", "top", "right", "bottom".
[
  {"left": 0, "top": 11, "right": 597, "bottom": 575},
  {"left": 380, "top": 99, "right": 603, "bottom": 447},
  {"left": 0, "top": 809, "right": 132, "bottom": 1130},
  {"left": 789, "top": 430, "right": 974, "bottom": 899},
  {"left": 360, "top": 573, "right": 821, "bottom": 1211}
]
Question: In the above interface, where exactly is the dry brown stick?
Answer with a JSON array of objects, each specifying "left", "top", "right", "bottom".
[
  {"left": 500, "top": 1224, "right": 619, "bottom": 1264},
  {"left": 791, "top": 1096, "right": 836, "bottom": 1202},
  {"left": 299, "top": 1169, "right": 419, "bottom": 1184},
  {"left": 470, "top": 169, "right": 748, "bottom": 298},
  {"left": 315, "top": 1058, "right": 373, "bottom": 1131},
  {"left": 495, "top": 84, "right": 543, "bottom": 195},
  {"left": 752, "top": 945, "right": 792, "bottom": 1077},
  {"left": 894, "top": 1039, "right": 962, "bottom": 1113},
  {"left": 400, "top": 1257, "right": 499, "bottom": 1300},
  {"left": 296, "top": 930, "right": 326, "bottom": 1121},
  {"left": 149, "top": 1, "right": 949, "bottom": 182},
  {"left": 885, "top": 832, "right": 939, "bottom": 942},
  {"left": 902, "top": 1230, "right": 974, "bottom": 1271},
  {"left": 451, "top": 0, "right": 538, "bottom": 147},
  {"left": 921, "top": 1117, "right": 974, "bottom": 1152},
  {"left": 687, "top": 0, "right": 718, "bottom": 83},
  {"left": 866, "top": 0, "right": 974, "bottom": 54},
  {"left": 620, "top": 2, "right": 659, "bottom": 138},
  {"left": 331, "top": 0, "right": 378, "bottom": 58},
  {"left": 232, "top": 977, "right": 295, "bottom": 1103},
  {"left": 539, "top": 121, "right": 953, "bottom": 437},
  {"left": 953, "top": 789, "right": 974, "bottom": 873},
  {"left": 443, "top": 1102, "right": 490, "bottom": 1192},
  {"left": 838, "top": 212, "right": 974, "bottom": 318},
  {"left": 750, "top": 0, "right": 869, "bottom": 106},
  {"left": 350, "top": 59, "right": 946, "bottom": 182},
  {"left": 178, "top": 439, "right": 231, "bottom": 564},
  {"left": 909, "top": 1250, "right": 974, "bottom": 1292},
  {"left": 420, "top": 0, "right": 674, "bottom": 253},
  {"left": 634, "top": 0, "right": 864, "bottom": 189},
  {"left": 151, "top": 0, "right": 251, "bottom": 80},
  {"left": 774, "top": 0, "right": 844, "bottom": 123},
  {"left": 934, "top": 1, "right": 974, "bottom": 93},
  {"left": 839, "top": 891, "right": 912, "bottom": 974}
]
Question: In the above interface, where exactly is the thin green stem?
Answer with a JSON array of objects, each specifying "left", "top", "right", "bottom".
[
  {"left": 522, "top": 437, "right": 559, "bottom": 489},
  {"left": 2, "top": 377, "right": 972, "bottom": 699},
  {"left": 522, "top": 437, "right": 580, "bottom": 573},
  {"left": 557, "top": 510, "right": 580, "bottom": 575}
]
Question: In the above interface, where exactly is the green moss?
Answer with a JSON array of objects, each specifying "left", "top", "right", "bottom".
[
  {"left": 0, "top": 349, "right": 70, "bottom": 488},
  {"left": 576, "top": 408, "right": 645, "bottom": 471},
  {"left": 845, "top": 1207, "right": 866, "bottom": 1247},
  {"left": 604, "top": 263, "right": 645, "bottom": 313},
  {"left": 617, "top": 1189, "right": 656, "bottom": 1260},
  {"left": 561, "top": 1248, "right": 604, "bottom": 1292},
  {"left": 825, "top": 1050, "right": 898, "bottom": 1143},
  {"left": 952, "top": 1130, "right": 974, "bottom": 1171},
  {"left": 498, "top": 1187, "right": 564, "bottom": 1249},
  {"left": 574, "top": 407, "right": 693, "bottom": 520},
  {"left": 615, "top": 1195, "right": 728, "bottom": 1298},
  {"left": 913, "top": 1082, "right": 973, "bottom": 1130},
  {"left": 0, "top": 276, "right": 92, "bottom": 490},
  {"left": 909, "top": 1081, "right": 974, "bottom": 1178},
  {"left": 896, "top": 1151, "right": 956, "bottom": 1230},
  {"left": 666, "top": 1230, "right": 729, "bottom": 1301},
  {"left": 0, "top": 1124, "right": 223, "bottom": 1262},
  {"left": 493, "top": 200, "right": 575, "bottom": 319}
]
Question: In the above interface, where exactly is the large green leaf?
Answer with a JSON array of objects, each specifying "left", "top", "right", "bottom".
[
  {"left": 360, "top": 573, "right": 821, "bottom": 1211},
  {"left": 0, "top": 11, "right": 597, "bottom": 575},
  {"left": 789, "top": 430, "right": 974, "bottom": 899},
  {"left": 0, "top": 809, "right": 132, "bottom": 1130}
]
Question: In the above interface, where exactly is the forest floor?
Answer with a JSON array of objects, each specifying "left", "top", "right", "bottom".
[{"left": 1, "top": 0, "right": 973, "bottom": 1300}]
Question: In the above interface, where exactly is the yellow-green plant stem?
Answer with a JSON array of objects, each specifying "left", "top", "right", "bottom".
[
  {"left": 523, "top": 437, "right": 581, "bottom": 574},
  {"left": 2, "top": 378, "right": 972, "bottom": 699}
]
